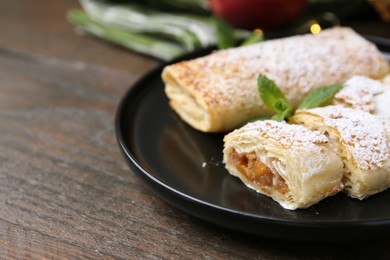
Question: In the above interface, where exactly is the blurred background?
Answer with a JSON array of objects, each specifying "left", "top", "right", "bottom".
[{"left": 67, "top": 0, "right": 390, "bottom": 60}]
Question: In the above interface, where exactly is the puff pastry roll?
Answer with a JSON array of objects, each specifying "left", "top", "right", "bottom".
[
  {"left": 223, "top": 120, "right": 344, "bottom": 210},
  {"left": 162, "top": 27, "right": 389, "bottom": 132},
  {"left": 291, "top": 105, "right": 390, "bottom": 199}
]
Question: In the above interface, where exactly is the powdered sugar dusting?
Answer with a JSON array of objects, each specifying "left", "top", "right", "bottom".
[
  {"left": 334, "top": 76, "right": 384, "bottom": 112},
  {"left": 374, "top": 75, "right": 390, "bottom": 121},
  {"left": 308, "top": 106, "right": 389, "bottom": 170},
  {"left": 166, "top": 27, "right": 389, "bottom": 112},
  {"left": 374, "top": 89, "right": 390, "bottom": 122},
  {"left": 235, "top": 120, "right": 328, "bottom": 148}
]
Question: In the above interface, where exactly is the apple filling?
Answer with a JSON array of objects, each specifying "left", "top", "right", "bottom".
[{"left": 230, "top": 149, "right": 289, "bottom": 195}]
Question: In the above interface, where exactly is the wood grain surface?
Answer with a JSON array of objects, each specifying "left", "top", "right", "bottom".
[{"left": 1, "top": 1, "right": 390, "bottom": 259}]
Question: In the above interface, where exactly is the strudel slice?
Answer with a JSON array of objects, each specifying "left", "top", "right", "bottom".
[
  {"left": 223, "top": 120, "right": 344, "bottom": 210},
  {"left": 292, "top": 106, "right": 390, "bottom": 199}
]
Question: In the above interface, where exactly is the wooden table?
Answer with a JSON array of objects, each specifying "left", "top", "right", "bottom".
[{"left": 1, "top": 1, "right": 390, "bottom": 259}]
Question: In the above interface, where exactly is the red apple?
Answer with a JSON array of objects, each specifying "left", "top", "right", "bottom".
[{"left": 210, "top": 0, "right": 307, "bottom": 30}]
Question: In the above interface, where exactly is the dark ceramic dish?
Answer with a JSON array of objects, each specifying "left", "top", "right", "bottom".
[{"left": 116, "top": 38, "right": 390, "bottom": 241}]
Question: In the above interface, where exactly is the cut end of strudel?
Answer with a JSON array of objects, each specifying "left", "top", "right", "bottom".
[
  {"left": 291, "top": 105, "right": 390, "bottom": 200},
  {"left": 223, "top": 120, "right": 344, "bottom": 210},
  {"left": 162, "top": 27, "right": 390, "bottom": 133}
]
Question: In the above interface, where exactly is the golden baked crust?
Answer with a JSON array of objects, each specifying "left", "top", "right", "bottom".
[{"left": 162, "top": 27, "right": 390, "bottom": 133}]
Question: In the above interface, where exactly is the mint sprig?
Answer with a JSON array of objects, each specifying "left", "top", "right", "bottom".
[
  {"left": 257, "top": 74, "right": 343, "bottom": 121},
  {"left": 298, "top": 83, "right": 343, "bottom": 109},
  {"left": 257, "top": 75, "right": 292, "bottom": 122}
]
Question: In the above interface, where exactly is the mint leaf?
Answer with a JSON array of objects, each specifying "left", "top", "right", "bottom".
[
  {"left": 257, "top": 74, "right": 292, "bottom": 116},
  {"left": 256, "top": 75, "right": 342, "bottom": 122},
  {"left": 271, "top": 110, "right": 291, "bottom": 122},
  {"left": 298, "top": 83, "right": 343, "bottom": 109},
  {"left": 274, "top": 99, "right": 290, "bottom": 113},
  {"left": 214, "top": 16, "right": 236, "bottom": 49}
]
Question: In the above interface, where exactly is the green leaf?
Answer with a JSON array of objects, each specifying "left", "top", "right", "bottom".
[
  {"left": 271, "top": 101, "right": 292, "bottom": 121},
  {"left": 274, "top": 99, "right": 290, "bottom": 113},
  {"left": 271, "top": 111, "right": 289, "bottom": 122},
  {"left": 257, "top": 74, "right": 292, "bottom": 121},
  {"left": 214, "top": 16, "right": 236, "bottom": 49},
  {"left": 241, "top": 29, "right": 264, "bottom": 46},
  {"left": 298, "top": 83, "right": 343, "bottom": 109},
  {"left": 257, "top": 75, "right": 291, "bottom": 112}
]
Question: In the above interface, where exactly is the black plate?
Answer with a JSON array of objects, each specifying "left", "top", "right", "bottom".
[{"left": 116, "top": 40, "right": 390, "bottom": 241}]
